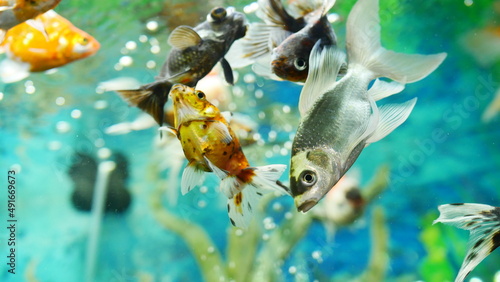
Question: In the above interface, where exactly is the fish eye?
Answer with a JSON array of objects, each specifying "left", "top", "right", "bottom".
[
  {"left": 300, "top": 170, "right": 317, "bottom": 186},
  {"left": 294, "top": 58, "right": 307, "bottom": 71},
  {"left": 79, "top": 37, "right": 89, "bottom": 45},
  {"left": 196, "top": 91, "right": 206, "bottom": 99},
  {"left": 210, "top": 7, "right": 227, "bottom": 22}
]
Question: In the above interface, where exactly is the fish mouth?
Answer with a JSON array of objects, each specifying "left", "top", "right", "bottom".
[{"left": 296, "top": 199, "right": 318, "bottom": 213}]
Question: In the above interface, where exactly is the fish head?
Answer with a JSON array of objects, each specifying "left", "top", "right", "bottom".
[
  {"left": 169, "top": 84, "right": 220, "bottom": 127},
  {"left": 204, "top": 6, "right": 247, "bottom": 44},
  {"left": 66, "top": 29, "right": 100, "bottom": 61},
  {"left": 290, "top": 148, "right": 341, "bottom": 213},
  {"left": 271, "top": 33, "right": 315, "bottom": 82}
]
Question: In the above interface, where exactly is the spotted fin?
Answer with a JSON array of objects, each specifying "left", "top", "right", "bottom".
[
  {"left": 247, "top": 164, "right": 289, "bottom": 195},
  {"left": 433, "top": 203, "right": 500, "bottom": 282},
  {"left": 180, "top": 162, "right": 206, "bottom": 195},
  {"left": 365, "top": 98, "right": 417, "bottom": 144},
  {"left": 115, "top": 80, "right": 173, "bottom": 125},
  {"left": 203, "top": 156, "right": 242, "bottom": 198},
  {"left": 227, "top": 187, "right": 262, "bottom": 229},
  {"left": 168, "top": 26, "right": 202, "bottom": 50}
]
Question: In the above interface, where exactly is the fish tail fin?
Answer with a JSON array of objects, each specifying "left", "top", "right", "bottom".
[
  {"left": 227, "top": 187, "right": 262, "bottom": 228},
  {"left": 0, "top": 58, "right": 30, "bottom": 83},
  {"left": 347, "top": 0, "right": 446, "bottom": 83},
  {"left": 433, "top": 203, "right": 500, "bottom": 282},
  {"left": 115, "top": 80, "right": 173, "bottom": 125},
  {"left": 248, "top": 164, "right": 290, "bottom": 195}
]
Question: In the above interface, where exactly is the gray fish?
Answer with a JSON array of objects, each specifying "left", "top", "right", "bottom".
[
  {"left": 116, "top": 7, "right": 247, "bottom": 125},
  {"left": 288, "top": 0, "right": 447, "bottom": 212},
  {"left": 434, "top": 203, "right": 500, "bottom": 282}
]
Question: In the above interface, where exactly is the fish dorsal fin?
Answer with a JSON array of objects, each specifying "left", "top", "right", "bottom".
[
  {"left": 26, "top": 19, "right": 49, "bottom": 41},
  {"left": 298, "top": 41, "right": 346, "bottom": 116},
  {"left": 168, "top": 26, "right": 202, "bottom": 50},
  {"left": 367, "top": 79, "right": 406, "bottom": 101},
  {"left": 365, "top": 98, "right": 417, "bottom": 144},
  {"left": 287, "top": 0, "right": 335, "bottom": 17}
]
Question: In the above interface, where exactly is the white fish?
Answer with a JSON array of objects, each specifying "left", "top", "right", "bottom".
[
  {"left": 434, "top": 203, "right": 500, "bottom": 282},
  {"left": 288, "top": 0, "right": 447, "bottom": 212}
]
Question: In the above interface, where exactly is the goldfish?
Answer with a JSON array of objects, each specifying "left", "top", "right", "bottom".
[
  {"left": 0, "top": 10, "right": 100, "bottom": 83},
  {"left": 0, "top": 0, "right": 61, "bottom": 32},
  {"left": 116, "top": 6, "right": 247, "bottom": 126},
  {"left": 434, "top": 203, "right": 500, "bottom": 282},
  {"left": 164, "top": 84, "right": 287, "bottom": 228},
  {"left": 228, "top": 0, "right": 337, "bottom": 82},
  {"left": 288, "top": 0, "right": 447, "bottom": 212}
]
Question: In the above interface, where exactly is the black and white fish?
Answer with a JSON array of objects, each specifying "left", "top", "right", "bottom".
[{"left": 434, "top": 203, "right": 500, "bottom": 282}]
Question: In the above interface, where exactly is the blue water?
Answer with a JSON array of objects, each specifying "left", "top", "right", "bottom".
[{"left": 1, "top": 0, "right": 500, "bottom": 281}]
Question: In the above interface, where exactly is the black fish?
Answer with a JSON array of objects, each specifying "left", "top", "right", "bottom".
[
  {"left": 434, "top": 203, "right": 500, "bottom": 282},
  {"left": 116, "top": 6, "right": 247, "bottom": 125},
  {"left": 230, "top": 0, "right": 337, "bottom": 82}
]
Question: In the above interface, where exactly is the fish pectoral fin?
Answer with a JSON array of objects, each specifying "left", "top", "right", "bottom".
[
  {"left": 434, "top": 203, "right": 500, "bottom": 282},
  {"left": 247, "top": 164, "right": 290, "bottom": 195},
  {"left": 181, "top": 162, "right": 206, "bottom": 195},
  {"left": 220, "top": 111, "right": 233, "bottom": 123},
  {"left": 209, "top": 121, "right": 233, "bottom": 144},
  {"left": 158, "top": 126, "right": 178, "bottom": 136},
  {"left": 0, "top": 58, "right": 30, "bottom": 83},
  {"left": 168, "top": 25, "right": 202, "bottom": 50},
  {"left": 365, "top": 98, "right": 417, "bottom": 145},
  {"left": 367, "top": 79, "right": 406, "bottom": 102},
  {"left": 298, "top": 42, "right": 346, "bottom": 116},
  {"left": 227, "top": 187, "right": 262, "bottom": 229},
  {"left": 116, "top": 80, "right": 173, "bottom": 125},
  {"left": 26, "top": 19, "right": 49, "bottom": 41},
  {"left": 219, "top": 58, "right": 234, "bottom": 85}
]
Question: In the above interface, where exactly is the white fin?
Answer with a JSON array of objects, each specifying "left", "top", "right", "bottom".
[
  {"left": 0, "top": 57, "right": 30, "bottom": 83},
  {"left": 180, "top": 163, "right": 206, "bottom": 195},
  {"left": 158, "top": 126, "right": 178, "bottom": 136},
  {"left": 227, "top": 187, "right": 262, "bottom": 229},
  {"left": 221, "top": 111, "right": 233, "bottom": 123},
  {"left": 220, "top": 175, "right": 244, "bottom": 199},
  {"left": 434, "top": 203, "right": 500, "bottom": 282},
  {"left": 366, "top": 98, "right": 417, "bottom": 144},
  {"left": 346, "top": 0, "right": 447, "bottom": 83},
  {"left": 288, "top": 0, "right": 335, "bottom": 17},
  {"left": 210, "top": 121, "right": 232, "bottom": 144},
  {"left": 299, "top": 41, "right": 346, "bottom": 116},
  {"left": 26, "top": 19, "right": 49, "bottom": 41},
  {"left": 248, "top": 164, "right": 289, "bottom": 195},
  {"left": 168, "top": 26, "right": 202, "bottom": 50},
  {"left": 0, "top": 6, "right": 13, "bottom": 12},
  {"left": 252, "top": 53, "right": 283, "bottom": 81},
  {"left": 97, "top": 77, "right": 141, "bottom": 92},
  {"left": 367, "top": 79, "right": 405, "bottom": 101}
]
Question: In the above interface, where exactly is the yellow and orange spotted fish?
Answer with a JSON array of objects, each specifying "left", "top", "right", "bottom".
[
  {"left": 163, "top": 84, "right": 288, "bottom": 228},
  {"left": 0, "top": 0, "right": 61, "bottom": 31},
  {"left": 0, "top": 10, "right": 100, "bottom": 83}
]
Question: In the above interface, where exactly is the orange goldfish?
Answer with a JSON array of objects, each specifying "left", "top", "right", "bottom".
[
  {"left": 0, "top": 0, "right": 61, "bottom": 31},
  {"left": 164, "top": 84, "right": 288, "bottom": 228},
  {"left": 0, "top": 10, "right": 100, "bottom": 83}
]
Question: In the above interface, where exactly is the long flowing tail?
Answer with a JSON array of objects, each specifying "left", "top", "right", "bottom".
[
  {"left": 433, "top": 203, "right": 500, "bottom": 282},
  {"left": 347, "top": 0, "right": 447, "bottom": 83},
  {"left": 115, "top": 79, "right": 173, "bottom": 125}
]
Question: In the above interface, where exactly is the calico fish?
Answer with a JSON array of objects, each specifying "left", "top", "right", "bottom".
[
  {"left": 164, "top": 84, "right": 287, "bottom": 228},
  {"left": 116, "top": 6, "right": 247, "bottom": 126},
  {"left": 288, "top": 0, "right": 447, "bottom": 212},
  {"left": 434, "top": 203, "right": 500, "bottom": 282},
  {"left": 0, "top": 10, "right": 100, "bottom": 83}
]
